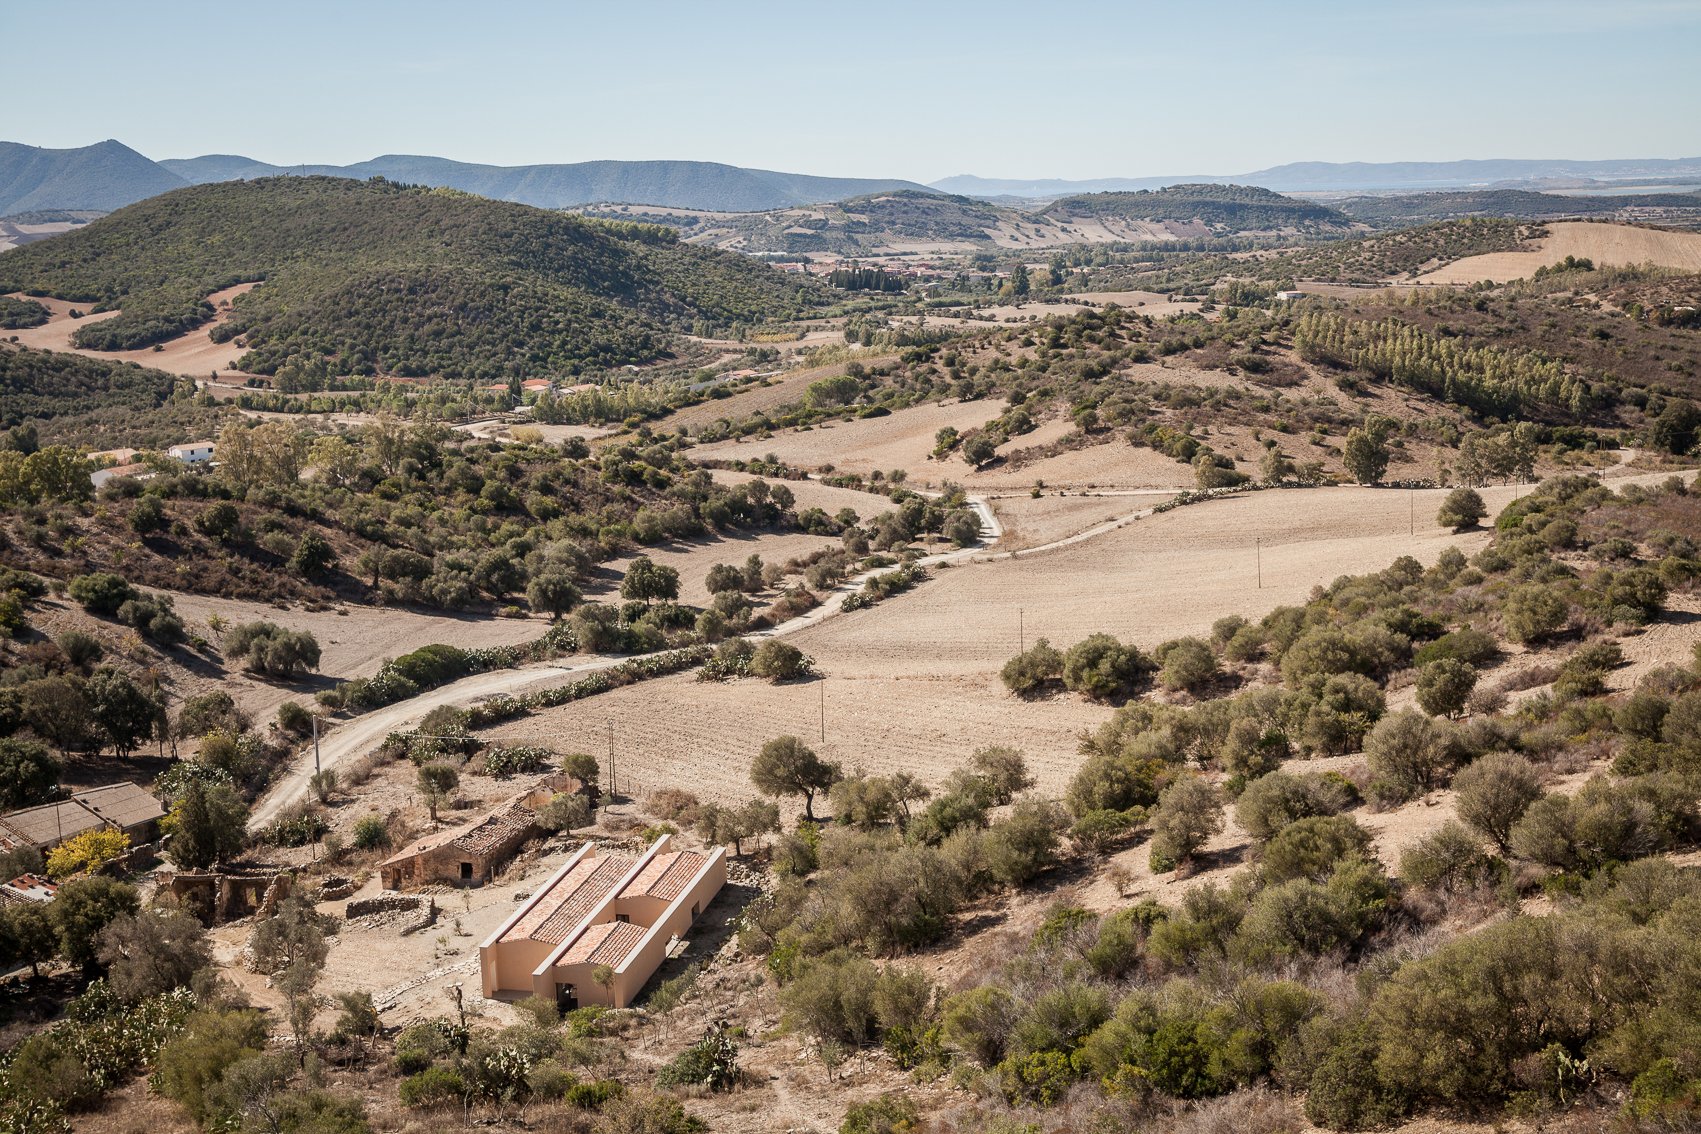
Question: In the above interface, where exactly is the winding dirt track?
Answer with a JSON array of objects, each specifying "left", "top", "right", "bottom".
[{"left": 248, "top": 494, "right": 1010, "bottom": 829}]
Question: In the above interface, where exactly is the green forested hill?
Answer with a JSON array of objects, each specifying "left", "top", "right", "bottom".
[
  {"left": 1041, "top": 183, "right": 1352, "bottom": 231},
  {"left": 0, "top": 177, "right": 822, "bottom": 379}
]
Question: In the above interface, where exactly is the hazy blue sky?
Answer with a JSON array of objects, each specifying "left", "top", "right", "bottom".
[{"left": 7, "top": 0, "right": 1698, "bottom": 180}]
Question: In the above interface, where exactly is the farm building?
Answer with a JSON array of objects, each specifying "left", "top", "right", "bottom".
[
  {"left": 167, "top": 441, "right": 215, "bottom": 463},
  {"left": 379, "top": 797, "right": 538, "bottom": 890},
  {"left": 0, "top": 783, "right": 164, "bottom": 854},
  {"left": 478, "top": 833, "right": 725, "bottom": 1010},
  {"left": 378, "top": 775, "right": 596, "bottom": 891}
]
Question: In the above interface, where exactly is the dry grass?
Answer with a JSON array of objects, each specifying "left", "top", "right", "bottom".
[{"left": 1420, "top": 221, "right": 1701, "bottom": 283}]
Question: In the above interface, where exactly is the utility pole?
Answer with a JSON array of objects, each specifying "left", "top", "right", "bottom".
[
  {"left": 607, "top": 721, "right": 615, "bottom": 804},
  {"left": 312, "top": 714, "right": 320, "bottom": 775},
  {"left": 1256, "top": 538, "right": 1262, "bottom": 589}
]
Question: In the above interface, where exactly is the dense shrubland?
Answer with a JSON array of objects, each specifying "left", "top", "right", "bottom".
[
  {"left": 771, "top": 472, "right": 1701, "bottom": 1130},
  {"left": 0, "top": 176, "right": 822, "bottom": 380}
]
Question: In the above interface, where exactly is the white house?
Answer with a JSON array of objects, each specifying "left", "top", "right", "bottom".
[
  {"left": 168, "top": 441, "right": 215, "bottom": 464},
  {"left": 1276, "top": 290, "right": 1306, "bottom": 301}
]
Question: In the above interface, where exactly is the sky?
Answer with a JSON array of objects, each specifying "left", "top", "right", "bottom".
[{"left": 5, "top": 0, "right": 1700, "bottom": 181}]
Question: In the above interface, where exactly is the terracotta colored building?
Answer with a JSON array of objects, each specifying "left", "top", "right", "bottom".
[{"left": 478, "top": 834, "right": 725, "bottom": 1010}]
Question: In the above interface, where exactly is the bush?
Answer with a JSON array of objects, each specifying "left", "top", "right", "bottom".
[
  {"left": 223, "top": 622, "right": 321, "bottom": 678},
  {"left": 67, "top": 572, "right": 136, "bottom": 616},
  {"left": 1261, "top": 816, "right": 1373, "bottom": 883},
  {"left": 749, "top": 639, "right": 812, "bottom": 682},
  {"left": 1452, "top": 752, "right": 1542, "bottom": 849},
  {"left": 1502, "top": 585, "right": 1568, "bottom": 644},
  {"left": 1437, "top": 488, "right": 1487, "bottom": 531},
  {"left": 1365, "top": 711, "right": 1460, "bottom": 805},
  {"left": 1415, "top": 658, "right": 1477, "bottom": 718},
  {"left": 840, "top": 1095, "right": 919, "bottom": 1134},
  {"left": 1156, "top": 637, "right": 1220, "bottom": 693},
  {"left": 1399, "top": 822, "right": 1501, "bottom": 891},
  {"left": 1148, "top": 777, "right": 1224, "bottom": 872},
  {"left": 1062, "top": 634, "right": 1150, "bottom": 701},
  {"left": 1235, "top": 771, "right": 1357, "bottom": 842},
  {"left": 1000, "top": 638, "right": 1064, "bottom": 697},
  {"left": 351, "top": 815, "right": 390, "bottom": 850},
  {"left": 398, "top": 1066, "right": 468, "bottom": 1109}
]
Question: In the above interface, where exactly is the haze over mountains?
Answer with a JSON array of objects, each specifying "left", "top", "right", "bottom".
[{"left": 6, "top": 140, "right": 1701, "bottom": 220}]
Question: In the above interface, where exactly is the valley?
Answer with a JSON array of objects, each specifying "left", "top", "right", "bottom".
[{"left": 3, "top": 74, "right": 1701, "bottom": 1134}]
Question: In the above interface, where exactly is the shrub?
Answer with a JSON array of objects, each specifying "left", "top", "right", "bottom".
[
  {"left": 1416, "top": 658, "right": 1477, "bottom": 718},
  {"left": 1148, "top": 777, "right": 1224, "bottom": 872},
  {"left": 749, "top": 639, "right": 811, "bottom": 682},
  {"left": 1062, "top": 634, "right": 1150, "bottom": 701},
  {"left": 1365, "top": 711, "right": 1460, "bottom": 805},
  {"left": 1502, "top": 585, "right": 1568, "bottom": 644},
  {"left": 1261, "top": 816, "right": 1373, "bottom": 883},
  {"left": 1437, "top": 488, "right": 1487, "bottom": 531},
  {"left": 45, "top": 828, "right": 132, "bottom": 880},
  {"left": 537, "top": 792, "right": 591, "bottom": 832},
  {"left": 398, "top": 1066, "right": 468, "bottom": 1109},
  {"left": 1001, "top": 638, "right": 1064, "bottom": 697},
  {"left": 1235, "top": 771, "right": 1357, "bottom": 842},
  {"left": 1413, "top": 627, "right": 1499, "bottom": 668},
  {"left": 1452, "top": 752, "right": 1542, "bottom": 848},
  {"left": 351, "top": 815, "right": 390, "bottom": 850},
  {"left": 67, "top": 572, "right": 136, "bottom": 616},
  {"left": 1157, "top": 637, "right": 1220, "bottom": 693},
  {"left": 1399, "top": 822, "right": 1501, "bottom": 892},
  {"left": 223, "top": 622, "right": 321, "bottom": 678},
  {"left": 840, "top": 1095, "right": 920, "bottom": 1134}
]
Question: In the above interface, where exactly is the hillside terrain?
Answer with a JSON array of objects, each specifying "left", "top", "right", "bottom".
[
  {"left": 1338, "top": 188, "right": 1701, "bottom": 228},
  {"left": 0, "top": 177, "right": 820, "bottom": 379},
  {"left": 1040, "top": 183, "right": 1353, "bottom": 234},
  {"left": 3, "top": 161, "right": 1701, "bottom": 1134}
]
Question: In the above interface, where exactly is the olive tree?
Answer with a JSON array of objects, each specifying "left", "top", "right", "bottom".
[{"left": 751, "top": 735, "right": 842, "bottom": 821}]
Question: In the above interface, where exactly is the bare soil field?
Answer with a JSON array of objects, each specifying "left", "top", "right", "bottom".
[
  {"left": 962, "top": 439, "right": 1196, "bottom": 492},
  {"left": 1419, "top": 220, "right": 1701, "bottom": 283},
  {"left": 691, "top": 398, "right": 1009, "bottom": 477},
  {"left": 986, "top": 491, "right": 1176, "bottom": 551},
  {"left": 4, "top": 283, "right": 270, "bottom": 384},
  {"left": 166, "top": 593, "right": 546, "bottom": 720},
  {"left": 589, "top": 530, "right": 844, "bottom": 607},
  {"left": 480, "top": 483, "right": 1545, "bottom": 809},
  {"left": 708, "top": 467, "right": 885, "bottom": 520},
  {"left": 664, "top": 354, "right": 899, "bottom": 433}
]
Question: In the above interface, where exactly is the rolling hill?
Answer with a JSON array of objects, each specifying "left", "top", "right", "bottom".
[
  {"left": 0, "top": 176, "right": 822, "bottom": 380},
  {"left": 1039, "top": 184, "right": 1353, "bottom": 233},
  {"left": 1336, "top": 188, "right": 1701, "bottom": 228},
  {"left": 0, "top": 139, "right": 187, "bottom": 216}
]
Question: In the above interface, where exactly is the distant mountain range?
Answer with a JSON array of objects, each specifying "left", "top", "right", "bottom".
[
  {"left": 932, "top": 157, "right": 1701, "bottom": 199},
  {"left": 6, "top": 140, "right": 1701, "bottom": 223},
  {"left": 0, "top": 140, "right": 933, "bottom": 217}
]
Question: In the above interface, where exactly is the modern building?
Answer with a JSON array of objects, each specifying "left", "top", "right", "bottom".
[
  {"left": 0, "top": 783, "right": 165, "bottom": 854},
  {"left": 479, "top": 834, "right": 725, "bottom": 1010},
  {"left": 167, "top": 441, "right": 215, "bottom": 463},
  {"left": 91, "top": 462, "right": 152, "bottom": 488}
]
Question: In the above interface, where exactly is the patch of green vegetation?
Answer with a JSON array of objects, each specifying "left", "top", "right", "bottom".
[{"left": 0, "top": 177, "right": 824, "bottom": 379}]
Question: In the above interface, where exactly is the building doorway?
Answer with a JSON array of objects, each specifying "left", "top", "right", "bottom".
[{"left": 556, "top": 983, "right": 578, "bottom": 1012}]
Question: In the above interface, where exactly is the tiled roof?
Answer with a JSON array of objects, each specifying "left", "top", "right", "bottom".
[
  {"left": 0, "top": 800, "right": 106, "bottom": 848},
  {"left": 380, "top": 799, "right": 535, "bottom": 866},
  {"left": 560, "top": 920, "right": 648, "bottom": 967},
  {"left": 75, "top": 783, "right": 165, "bottom": 830},
  {"left": 621, "top": 850, "right": 709, "bottom": 903},
  {"left": 503, "top": 853, "right": 633, "bottom": 946}
]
